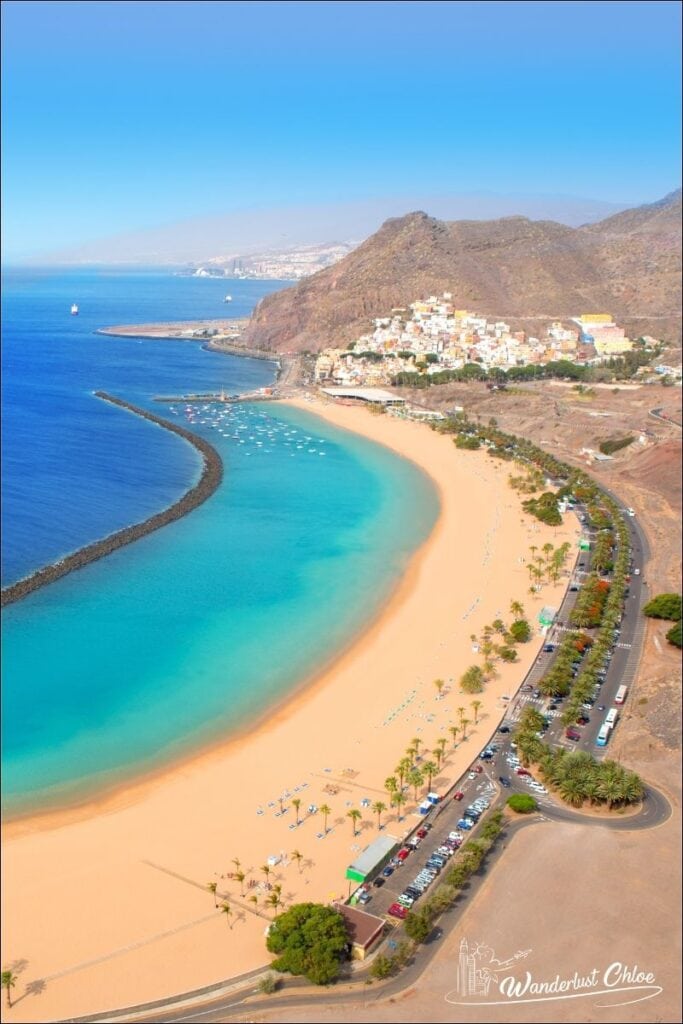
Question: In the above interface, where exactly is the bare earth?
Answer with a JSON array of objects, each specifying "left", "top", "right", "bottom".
[{"left": 0, "top": 399, "right": 578, "bottom": 1023}]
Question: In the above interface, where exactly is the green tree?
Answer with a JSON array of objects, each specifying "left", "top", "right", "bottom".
[
  {"left": 407, "top": 768, "right": 424, "bottom": 801},
  {"left": 220, "top": 900, "right": 233, "bottom": 928},
  {"left": 433, "top": 678, "right": 445, "bottom": 697},
  {"left": 471, "top": 699, "right": 482, "bottom": 723},
  {"left": 509, "top": 619, "right": 532, "bottom": 643},
  {"left": 667, "top": 620, "right": 682, "bottom": 648},
  {"left": 266, "top": 903, "right": 348, "bottom": 985},
  {"left": 404, "top": 908, "right": 434, "bottom": 943},
  {"left": 384, "top": 775, "right": 398, "bottom": 797},
  {"left": 460, "top": 718, "right": 471, "bottom": 740},
  {"left": 643, "top": 593, "right": 682, "bottom": 621},
  {"left": 206, "top": 881, "right": 218, "bottom": 907},
  {"left": 421, "top": 760, "right": 438, "bottom": 791},
  {"left": 292, "top": 797, "right": 302, "bottom": 825},
  {"left": 372, "top": 800, "right": 387, "bottom": 829},
  {"left": 258, "top": 973, "right": 279, "bottom": 994},
  {"left": 391, "top": 790, "right": 407, "bottom": 821},
  {"left": 506, "top": 793, "right": 537, "bottom": 814},
  {"left": 347, "top": 809, "right": 362, "bottom": 835},
  {"left": 319, "top": 803, "right": 332, "bottom": 834},
  {"left": 449, "top": 725, "right": 459, "bottom": 747},
  {"left": 291, "top": 849, "right": 304, "bottom": 873},
  {"left": 1, "top": 971, "right": 17, "bottom": 1010},
  {"left": 460, "top": 665, "right": 485, "bottom": 693}
]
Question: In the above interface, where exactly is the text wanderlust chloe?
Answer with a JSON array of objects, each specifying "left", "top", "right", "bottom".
[{"left": 500, "top": 962, "right": 656, "bottom": 999}]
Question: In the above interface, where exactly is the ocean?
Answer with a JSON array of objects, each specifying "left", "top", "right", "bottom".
[{"left": 1, "top": 268, "right": 439, "bottom": 815}]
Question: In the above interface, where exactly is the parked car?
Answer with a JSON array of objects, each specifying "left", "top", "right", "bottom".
[
  {"left": 498, "top": 724, "right": 511, "bottom": 732},
  {"left": 388, "top": 903, "right": 407, "bottom": 920},
  {"left": 515, "top": 767, "right": 531, "bottom": 776},
  {"left": 472, "top": 765, "right": 484, "bottom": 774},
  {"left": 382, "top": 865, "right": 394, "bottom": 877},
  {"left": 499, "top": 776, "right": 511, "bottom": 787},
  {"left": 358, "top": 890, "right": 372, "bottom": 904},
  {"left": 416, "top": 827, "right": 428, "bottom": 839},
  {"left": 396, "top": 847, "right": 411, "bottom": 862},
  {"left": 453, "top": 791, "right": 464, "bottom": 801},
  {"left": 565, "top": 727, "right": 581, "bottom": 741}
]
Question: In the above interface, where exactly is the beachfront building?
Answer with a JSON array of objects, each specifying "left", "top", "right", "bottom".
[
  {"left": 538, "top": 606, "right": 557, "bottom": 628},
  {"left": 321, "top": 387, "right": 406, "bottom": 407},
  {"left": 346, "top": 834, "right": 400, "bottom": 884},
  {"left": 332, "top": 903, "right": 386, "bottom": 960}
]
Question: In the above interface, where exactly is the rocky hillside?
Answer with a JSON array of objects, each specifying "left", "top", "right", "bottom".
[{"left": 242, "top": 190, "right": 681, "bottom": 352}]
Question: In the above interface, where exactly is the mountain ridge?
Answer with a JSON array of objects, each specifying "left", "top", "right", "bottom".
[{"left": 242, "top": 190, "right": 681, "bottom": 351}]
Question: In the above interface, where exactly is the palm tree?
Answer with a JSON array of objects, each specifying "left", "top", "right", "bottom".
[
  {"left": 234, "top": 869, "right": 246, "bottom": 896},
  {"left": 292, "top": 797, "right": 302, "bottom": 825},
  {"left": 396, "top": 758, "right": 411, "bottom": 789},
  {"left": 433, "top": 678, "right": 445, "bottom": 697},
  {"left": 347, "top": 808, "right": 362, "bottom": 835},
  {"left": 391, "top": 790, "right": 406, "bottom": 821},
  {"left": 231, "top": 857, "right": 242, "bottom": 873},
  {"left": 457, "top": 706, "right": 465, "bottom": 725},
  {"left": 460, "top": 717, "right": 471, "bottom": 740},
  {"left": 437, "top": 736, "right": 447, "bottom": 757},
  {"left": 372, "top": 800, "right": 387, "bottom": 830},
  {"left": 432, "top": 746, "right": 444, "bottom": 770},
  {"left": 510, "top": 599, "right": 525, "bottom": 618},
  {"left": 491, "top": 618, "right": 506, "bottom": 635},
  {"left": 384, "top": 775, "right": 398, "bottom": 797},
  {"left": 407, "top": 768, "right": 424, "bottom": 801},
  {"left": 411, "top": 736, "right": 422, "bottom": 755},
  {"left": 220, "top": 901, "right": 233, "bottom": 928},
  {"left": 267, "top": 891, "right": 283, "bottom": 915},
  {"left": 291, "top": 849, "right": 304, "bottom": 873},
  {"left": 1, "top": 971, "right": 16, "bottom": 1010},
  {"left": 449, "top": 725, "right": 459, "bottom": 747},
  {"left": 206, "top": 881, "right": 218, "bottom": 907},
  {"left": 320, "top": 803, "right": 332, "bottom": 833},
  {"left": 421, "top": 760, "right": 438, "bottom": 791},
  {"left": 471, "top": 699, "right": 482, "bottom": 724},
  {"left": 248, "top": 894, "right": 259, "bottom": 911},
  {"left": 261, "top": 863, "right": 271, "bottom": 884}
]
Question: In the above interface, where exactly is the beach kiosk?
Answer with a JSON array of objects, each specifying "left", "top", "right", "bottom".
[
  {"left": 579, "top": 537, "right": 591, "bottom": 551},
  {"left": 538, "top": 606, "right": 557, "bottom": 629},
  {"left": 346, "top": 835, "right": 399, "bottom": 885}
]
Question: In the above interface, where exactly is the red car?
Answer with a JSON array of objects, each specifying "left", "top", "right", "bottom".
[
  {"left": 453, "top": 791, "right": 465, "bottom": 801},
  {"left": 396, "top": 847, "right": 411, "bottom": 862},
  {"left": 516, "top": 767, "right": 531, "bottom": 776},
  {"left": 472, "top": 765, "right": 484, "bottom": 774},
  {"left": 388, "top": 902, "right": 408, "bottom": 920},
  {"left": 416, "top": 827, "right": 428, "bottom": 839}
]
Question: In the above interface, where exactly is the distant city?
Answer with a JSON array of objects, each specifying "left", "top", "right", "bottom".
[{"left": 177, "top": 242, "right": 356, "bottom": 281}]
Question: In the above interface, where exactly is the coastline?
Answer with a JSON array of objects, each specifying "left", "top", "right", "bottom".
[
  {"left": 0, "top": 393, "right": 223, "bottom": 607},
  {"left": 1, "top": 397, "right": 579, "bottom": 1023}
]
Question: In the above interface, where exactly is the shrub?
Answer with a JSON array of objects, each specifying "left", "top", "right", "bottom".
[
  {"left": 643, "top": 593, "right": 682, "bottom": 621},
  {"left": 509, "top": 619, "right": 531, "bottom": 643},
  {"left": 666, "top": 620, "right": 682, "bottom": 648},
  {"left": 257, "top": 974, "right": 279, "bottom": 994},
  {"left": 507, "top": 793, "right": 537, "bottom": 814},
  {"left": 599, "top": 436, "right": 634, "bottom": 455},
  {"left": 460, "top": 664, "right": 485, "bottom": 693},
  {"left": 404, "top": 907, "right": 434, "bottom": 944}
]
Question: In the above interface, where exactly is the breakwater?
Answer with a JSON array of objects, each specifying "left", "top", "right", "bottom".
[{"left": 1, "top": 392, "right": 223, "bottom": 607}]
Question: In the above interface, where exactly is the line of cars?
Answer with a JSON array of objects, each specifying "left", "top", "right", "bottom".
[
  {"left": 387, "top": 797, "right": 492, "bottom": 920},
  {"left": 504, "top": 746, "right": 547, "bottom": 795}
]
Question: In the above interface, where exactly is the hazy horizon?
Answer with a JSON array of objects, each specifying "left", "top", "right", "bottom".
[{"left": 5, "top": 188, "right": 669, "bottom": 266}]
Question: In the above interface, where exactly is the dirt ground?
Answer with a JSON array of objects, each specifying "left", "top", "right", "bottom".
[{"left": 246, "top": 811, "right": 681, "bottom": 1024}]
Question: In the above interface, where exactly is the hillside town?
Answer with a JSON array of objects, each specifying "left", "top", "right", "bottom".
[{"left": 313, "top": 296, "right": 649, "bottom": 387}]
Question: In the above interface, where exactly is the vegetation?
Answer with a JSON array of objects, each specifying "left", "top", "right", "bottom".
[
  {"left": 266, "top": 903, "right": 349, "bottom": 985},
  {"left": 402, "top": 811, "right": 506, "bottom": 943},
  {"left": 2, "top": 971, "right": 17, "bottom": 1010},
  {"left": 522, "top": 491, "right": 562, "bottom": 526},
  {"left": 509, "top": 618, "right": 531, "bottom": 643},
  {"left": 599, "top": 435, "right": 635, "bottom": 455},
  {"left": 459, "top": 664, "right": 485, "bottom": 693},
  {"left": 257, "top": 973, "right": 280, "bottom": 994},
  {"left": 369, "top": 940, "right": 414, "bottom": 980},
  {"left": 643, "top": 593, "right": 682, "bottom": 622},
  {"left": 667, "top": 621, "right": 682, "bottom": 648},
  {"left": 506, "top": 793, "right": 537, "bottom": 813}
]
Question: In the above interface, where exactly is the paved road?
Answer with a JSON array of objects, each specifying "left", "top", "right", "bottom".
[{"left": 650, "top": 406, "right": 682, "bottom": 429}]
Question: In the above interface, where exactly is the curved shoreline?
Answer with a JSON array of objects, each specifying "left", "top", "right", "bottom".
[{"left": 1, "top": 392, "right": 223, "bottom": 608}]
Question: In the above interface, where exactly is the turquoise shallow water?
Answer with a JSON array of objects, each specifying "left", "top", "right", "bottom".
[{"left": 2, "top": 399, "right": 439, "bottom": 814}]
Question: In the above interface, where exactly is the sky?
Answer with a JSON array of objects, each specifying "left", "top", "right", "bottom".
[{"left": 2, "top": 0, "right": 681, "bottom": 261}]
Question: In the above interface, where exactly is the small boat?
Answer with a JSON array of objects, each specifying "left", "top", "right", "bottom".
[
  {"left": 223, "top": 295, "right": 232, "bottom": 303},
  {"left": 70, "top": 303, "right": 79, "bottom": 315}
]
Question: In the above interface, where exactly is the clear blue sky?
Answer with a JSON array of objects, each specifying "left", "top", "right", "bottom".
[{"left": 2, "top": 0, "right": 681, "bottom": 259}]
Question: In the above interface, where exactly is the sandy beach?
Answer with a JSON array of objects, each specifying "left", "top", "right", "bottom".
[{"left": 1, "top": 396, "right": 579, "bottom": 1022}]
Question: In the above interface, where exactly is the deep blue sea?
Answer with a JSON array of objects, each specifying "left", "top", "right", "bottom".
[{"left": 1, "top": 268, "right": 439, "bottom": 814}]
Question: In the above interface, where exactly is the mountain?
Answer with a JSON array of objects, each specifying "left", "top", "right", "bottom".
[{"left": 242, "top": 190, "right": 681, "bottom": 351}]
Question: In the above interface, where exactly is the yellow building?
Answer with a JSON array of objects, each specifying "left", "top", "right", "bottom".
[{"left": 593, "top": 337, "right": 634, "bottom": 356}]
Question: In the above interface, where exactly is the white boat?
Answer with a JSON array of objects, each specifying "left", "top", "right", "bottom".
[
  {"left": 223, "top": 295, "right": 232, "bottom": 303},
  {"left": 70, "top": 303, "right": 79, "bottom": 315}
]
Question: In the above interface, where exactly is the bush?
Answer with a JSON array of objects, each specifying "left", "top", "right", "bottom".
[
  {"left": 507, "top": 793, "right": 538, "bottom": 814},
  {"left": 666, "top": 620, "right": 682, "bottom": 648},
  {"left": 266, "top": 903, "right": 348, "bottom": 985},
  {"left": 509, "top": 619, "right": 531, "bottom": 643},
  {"left": 455, "top": 434, "right": 481, "bottom": 450},
  {"left": 460, "top": 664, "right": 485, "bottom": 693},
  {"left": 370, "top": 954, "right": 395, "bottom": 980},
  {"left": 404, "top": 907, "right": 434, "bottom": 943},
  {"left": 643, "top": 593, "right": 682, "bottom": 621},
  {"left": 599, "top": 436, "right": 634, "bottom": 455},
  {"left": 258, "top": 974, "right": 279, "bottom": 994}
]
